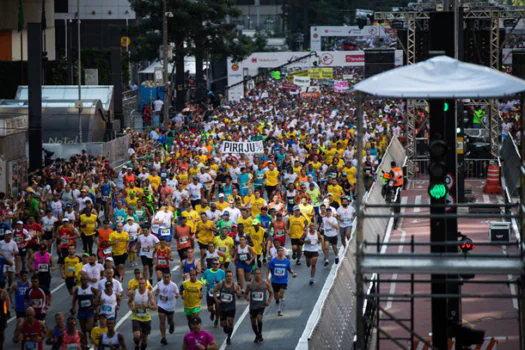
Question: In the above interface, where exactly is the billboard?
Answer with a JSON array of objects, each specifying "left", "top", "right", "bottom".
[
  {"left": 310, "top": 25, "right": 397, "bottom": 52},
  {"left": 226, "top": 50, "right": 403, "bottom": 101}
]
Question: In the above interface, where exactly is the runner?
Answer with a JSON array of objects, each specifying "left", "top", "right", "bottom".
[
  {"left": 26, "top": 275, "right": 51, "bottom": 321},
  {"left": 154, "top": 238, "right": 172, "bottom": 283},
  {"left": 137, "top": 226, "right": 159, "bottom": 284},
  {"left": 213, "top": 227, "right": 234, "bottom": 271},
  {"left": 196, "top": 212, "right": 216, "bottom": 269},
  {"left": 0, "top": 230, "right": 19, "bottom": 287},
  {"left": 10, "top": 270, "right": 30, "bottom": 320},
  {"left": 245, "top": 268, "right": 273, "bottom": 344},
  {"left": 95, "top": 220, "right": 113, "bottom": 264},
  {"left": 13, "top": 221, "right": 31, "bottom": 273},
  {"left": 288, "top": 206, "right": 308, "bottom": 265},
  {"left": 181, "top": 269, "right": 203, "bottom": 328},
  {"left": 247, "top": 220, "right": 268, "bottom": 268},
  {"left": 13, "top": 307, "right": 47, "bottom": 350},
  {"left": 213, "top": 270, "right": 241, "bottom": 345},
  {"left": 108, "top": 223, "right": 129, "bottom": 281},
  {"left": 79, "top": 209, "right": 98, "bottom": 255},
  {"left": 0, "top": 282, "right": 10, "bottom": 348},
  {"left": 302, "top": 223, "right": 324, "bottom": 285},
  {"left": 44, "top": 312, "right": 65, "bottom": 350},
  {"left": 182, "top": 316, "right": 218, "bottom": 350},
  {"left": 155, "top": 272, "right": 179, "bottom": 345},
  {"left": 233, "top": 235, "right": 256, "bottom": 293},
  {"left": 202, "top": 258, "right": 225, "bottom": 328},
  {"left": 96, "top": 280, "right": 120, "bottom": 320},
  {"left": 174, "top": 217, "right": 192, "bottom": 261},
  {"left": 61, "top": 246, "right": 81, "bottom": 295},
  {"left": 40, "top": 210, "right": 57, "bottom": 252},
  {"left": 29, "top": 244, "right": 53, "bottom": 290},
  {"left": 336, "top": 196, "right": 355, "bottom": 248},
  {"left": 129, "top": 277, "right": 156, "bottom": 350},
  {"left": 98, "top": 317, "right": 126, "bottom": 349},
  {"left": 180, "top": 249, "right": 201, "bottom": 281},
  {"left": 204, "top": 242, "right": 220, "bottom": 270},
  {"left": 266, "top": 246, "right": 296, "bottom": 316},
  {"left": 55, "top": 316, "right": 87, "bottom": 350},
  {"left": 72, "top": 274, "right": 97, "bottom": 343},
  {"left": 90, "top": 314, "right": 107, "bottom": 349},
  {"left": 81, "top": 254, "right": 104, "bottom": 288},
  {"left": 57, "top": 219, "right": 80, "bottom": 268},
  {"left": 123, "top": 217, "right": 142, "bottom": 268},
  {"left": 322, "top": 208, "right": 340, "bottom": 266}
]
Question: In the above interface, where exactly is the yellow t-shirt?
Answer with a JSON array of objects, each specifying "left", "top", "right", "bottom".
[
  {"left": 195, "top": 205, "right": 210, "bottom": 216},
  {"left": 64, "top": 256, "right": 80, "bottom": 278},
  {"left": 75, "top": 262, "right": 84, "bottom": 286},
  {"left": 189, "top": 168, "right": 200, "bottom": 179},
  {"left": 310, "top": 161, "right": 323, "bottom": 172},
  {"left": 292, "top": 165, "right": 302, "bottom": 175},
  {"left": 128, "top": 279, "right": 152, "bottom": 291},
  {"left": 216, "top": 201, "right": 230, "bottom": 211},
  {"left": 250, "top": 198, "right": 266, "bottom": 217},
  {"left": 125, "top": 196, "right": 139, "bottom": 208},
  {"left": 196, "top": 220, "right": 215, "bottom": 245},
  {"left": 288, "top": 215, "right": 307, "bottom": 239},
  {"left": 247, "top": 227, "right": 266, "bottom": 255},
  {"left": 182, "top": 279, "right": 203, "bottom": 309},
  {"left": 79, "top": 214, "right": 97, "bottom": 236},
  {"left": 344, "top": 166, "right": 357, "bottom": 185},
  {"left": 91, "top": 327, "right": 108, "bottom": 346},
  {"left": 327, "top": 184, "right": 345, "bottom": 205},
  {"left": 324, "top": 149, "right": 337, "bottom": 164},
  {"left": 108, "top": 231, "right": 129, "bottom": 256},
  {"left": 213, "top": 236, "right": 234, "bottom": 263},
  {"left": 148, "top": 175, "right": 161, "bottom": 190},
  {"left": 265, "top": 170, "right": 280, "bottom": 187},
  {"left": 237, "top": 216, "right": 253, "bottom": 228}
]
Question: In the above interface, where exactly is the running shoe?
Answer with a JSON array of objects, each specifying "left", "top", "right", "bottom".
[
  {"left": 309, "top": 278, "right": 314, "bottom": 285},
  {"left": 169, "top": 323, "right": 175, "bottom": 334},
  {"left": 296, "top": 260, "right": 301, "bottom": 266},
  {"left": 335, "top": 257, "right": 339, "bottom": 264},
  {"left": 278, "top": 311, "right": 283, "bottom": 316},
  {"left": 214, "top": 319, "right": 218, "bottom": 327},
  {"left": 161, "top": 337, "right": 167, "bottom": 346},
  {"left": 324, "top": 260, "right": 329, "bottom": 266},
  {"left": 258, "top": 336, "right": 264, "bottom": 344},
  {"left": 292, "top": 252, "right": 297, "bottom": 260}
]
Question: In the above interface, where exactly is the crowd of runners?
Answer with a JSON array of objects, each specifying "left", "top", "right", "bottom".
[{"left": 0, "top": 67, "right": 406, "bottom": 349}]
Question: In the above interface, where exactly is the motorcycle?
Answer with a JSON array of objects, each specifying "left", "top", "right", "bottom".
[{"left": 381, "top": 171, "right": 396, "bottom": 203}]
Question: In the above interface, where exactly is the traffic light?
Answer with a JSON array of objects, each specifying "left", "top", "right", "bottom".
[
  {"left": 428, "top": 182, "right": 447, "bottom": 199},
  {"left": 428, "top": 133, "right": 448, "bottom": 196},
  {"left": 459, "top": 236, "right": 474, "bottom": 253}
]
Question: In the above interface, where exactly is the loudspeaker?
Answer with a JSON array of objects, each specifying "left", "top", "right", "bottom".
[
  {"left": 364, "top": 49, "right": 395, "bottom": 78},
  {"left": 28, "top": 23, "right": 43, "bottom": 172},
  {"left": 429, "top": 12, "right": 454, "bottom": 57},
  {"left": 111, "top": 48, "right": 123, "bottom": 130},
  {"left": 512, "top": 51, "right": 525, "bottom": 79}
]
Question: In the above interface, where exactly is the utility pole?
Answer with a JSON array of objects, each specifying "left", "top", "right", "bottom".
[
  {"left": 77, "top": 0, "right": 82, "bottom": 143},
  {"left": 163, "top": 0, "right": 170, "bottom": 123}
]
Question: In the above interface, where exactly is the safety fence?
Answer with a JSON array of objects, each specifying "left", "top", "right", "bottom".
[
  {"left": 297, "top": 137, "right": 406, "bottom": 350},
  {"left": 410, "top": 158, "right": 493, "bottom": 181},
  {"left": 500, "top": 135, "right": 521, "bottom": 197}
]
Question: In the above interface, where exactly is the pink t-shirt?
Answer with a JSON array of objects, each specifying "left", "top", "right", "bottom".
[{"left": 183, "top": 330, "right": 215, "bottom": 350}]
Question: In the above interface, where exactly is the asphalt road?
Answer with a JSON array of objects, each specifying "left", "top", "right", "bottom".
[{"left": 2, "top": 237, "right": 339, "bottom": 350}]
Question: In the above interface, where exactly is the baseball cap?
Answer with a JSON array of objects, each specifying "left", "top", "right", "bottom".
[
  {"left": 327, "top": 193, "right": 333, "bottom": 196},
  {"left": 127, "top": 217, "right": 134, "bottom": 222},
  {"left": 326, "top": 208, "right": 333, "bottom": 212},
  {"left": 293, "top": 205, "right": 300, "bottom": 211},
  {"left": 218, "top": 193, "right": 225, "bottom": 198},
  {"left": 105, "top": 257, "right": 114, "bottom": 262},
  {"left": 228, "top": 199, "right": 234, "bottom": 204},
  {"left": 66, "top": 204, "right": 73, "bottom": 208},
  {"left": 222, "top": 212, "right": 230, "bottom": 217},
  {"left": 16, "top": 221, "right": 23, "bottom": 225},
  {"left": 190, "top": 317, "right": 202, "bottom": 325},
  {"left": 4, "top": 230, "right": 12, "bottom": 235},
  {"left": 252, "top": 219, "right": 260, "bottom": 225}
]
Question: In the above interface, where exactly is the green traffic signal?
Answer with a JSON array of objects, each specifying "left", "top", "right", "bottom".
[
  {"left": 444, "top": 102, "right": 449, "bottom": 112},
  {"left": 428, "top": 183, "right": 447, "bottom": 199}
]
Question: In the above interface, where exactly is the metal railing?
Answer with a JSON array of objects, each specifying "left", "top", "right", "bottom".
[{"left": 410, "top": 158, "right": 492, "bottom": 181}]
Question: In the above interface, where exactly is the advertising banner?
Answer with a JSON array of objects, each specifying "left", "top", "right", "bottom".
[
  {"left": 334, "top": 80, "right": 349, "bottom": 92},
  {"left": 294, "top": 76, "right": 311, "bottom": 88},
  {"left": 220, "top": 141, "right": 264, "bottom": 154}
]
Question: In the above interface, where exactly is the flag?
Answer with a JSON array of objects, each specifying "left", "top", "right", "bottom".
[
  {"left": 17, "top": 0, "right": 24, "bottom": 33},
  {"left": 41, "top": 0, "right": 47, "bottom": 30}
]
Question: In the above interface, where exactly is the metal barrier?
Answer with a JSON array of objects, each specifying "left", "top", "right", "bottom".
[
  {"left": 409, "top": 158, "right": 491, "bottom": 181},
  {"left": 297, "top": 137, "right": 406, "bottom": 350}
]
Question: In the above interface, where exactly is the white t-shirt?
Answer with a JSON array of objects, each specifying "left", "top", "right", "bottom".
[
  {"left": 154, "top": 211, "right": 174, "bottom": 229},
  {"left": 138, "top": 234, "right": 160, "bottom": 259},
  {"left": 322, "top": 216, "right": 339, "bottom": 237},
  {"left": 41, "top": 216, "right": 57, "bottom": 232},
  {"left": 123, "top": 223, "right": 141, "bottom": 241},
  {"left": 96, "top": 278, "right": 124, "bottom": 294},
  {"left": 0, "top": 240, "right": 18, "bottom": 261},
  {"left": 153, "top": 99, "right": 164, "bottom": 112},
  {"left": 336, "top": 205, "right": 356, "bottom": 228},
  {"left": 156, "top": 281, "right": 179, "bottom": 312},
  {"left": 270, "top": 246, "right": 290, "bottom": 259},
  {"left": 187, "top": 183, "right": 203, "bottom": 200},
  {"left": 82, "top": 263, "right": 105, "bottom": 287}
]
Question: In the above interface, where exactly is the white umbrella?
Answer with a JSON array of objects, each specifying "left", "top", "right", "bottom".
[{"left": 353, "top": 55, "right": 525, "bottom": 99}]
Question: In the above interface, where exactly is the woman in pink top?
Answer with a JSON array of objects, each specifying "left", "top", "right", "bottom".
[
  {"left": 183, "top": 317, "right": 218, "bottom": 350},
  {"left": 30, "top": 244, "right": 54, "bottom": 290}
]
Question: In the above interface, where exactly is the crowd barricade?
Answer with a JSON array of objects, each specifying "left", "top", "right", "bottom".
[
  {"left": 297, "top": 137, "right": 406, "bottom": 350},
  {"left": 499, "top": 135, "right": 521, "bottom": 197}
]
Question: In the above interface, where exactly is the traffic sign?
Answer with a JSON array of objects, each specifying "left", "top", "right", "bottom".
[
  {"left": 445, "top": 173, "right": 455, "bottom": 190},
  {"left": 121, "top": 36, "right": 131, "bottom": 47},
  {"left": 445, "top": 194, "right": 455, "bottom": 212}
]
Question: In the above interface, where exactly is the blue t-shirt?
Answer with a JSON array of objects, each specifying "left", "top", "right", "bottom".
[
  {"left": 202, "top": 269, "right": 226, "bottom": 294},
  {"left": 267, "top": 257, "right": 291, "bottom": 284},
  {"left": 0, "top": 222, "right": 11, "bottom": 240}
]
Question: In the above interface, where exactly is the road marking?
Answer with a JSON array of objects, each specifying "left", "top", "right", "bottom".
[
  {"left": 385, "top": 229, "right": 406, "bottom": 310},
  {"left": 502, "top": 246, "right": 519, "bottom": 310},
  {"left": 116, "top": 265, "right": 180, "bottom": 330},
  {"left": 413, "top": 195, "right": 421, "bottom": 213},
  {"left": 482, "top": 194, "right": 490, "bottom": 204},
  {"left": 218, "top": 305, "right": 250, "bottom": 350}
]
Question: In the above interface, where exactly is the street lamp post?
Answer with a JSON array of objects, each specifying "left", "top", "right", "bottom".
[
  {"left": 77, "top": 0, "right": 83, "bottom": 143},
  {"left": 162, "top": 0, "right": 172, "bottom": 124},
  {"left": 126, "top": 10, "right": 131, "bottom": 86}
]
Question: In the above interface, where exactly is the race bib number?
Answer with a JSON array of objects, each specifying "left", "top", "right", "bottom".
[
  {"left": 14, "top": 236, "right": 22, "bottom": 243},
  {"left": 67, "top": 266, "right": 76, "bottom": 273},
  {"left": 66, "top": 344, "right": 78, "bottom": 350},
  {"left": 31, "top": 299, "right": 43, "bottom": 308},
  {"left": 221, "top": 293, "right": 232, "bottom": 303},
  {"left": 275, "top": 230, "right": 285, "bottom": 237},
  {"left": 344, "top": 217, "right": 351, "bottom": 223},
  {"left": 80, "top": 300, "right": 92, "bottom": 308},
  {"left": 102, "top": 196, "right": 109, "bottom": 201},
  {"left": 218, "top": 246, "right": 227, "bottom": 252},
  {"left": 239, "top": 254, "right": 248, "bottom": 261},
  {"left": 142, "top": 247, "right": 150, "bottom": 253},
  {"left": 38, "top": 264, "right": 49, "bottom": 272},
  {"left": 252, "top": 292, "right": 264, "bottom": 301},
  {"left": 101, "top": 305, "right": 114, "bottom": 313},
  {"left": 241, "top": 182, "right": 249, "bottom": 189},
  {"left": 61, "top": 238, "right": 70, "bottom": 245},
  {"left": 24, "top": 343, "right": 37, "bottom": 349},
  {"left": 191, "top": 193, "right": 199, "bottom": 199},
  {"left": 160, "top": 295, "right": 168, "bottom": 302},
  {"left": 116, "top": 216, "right": 124, "bottom": 224},
  {"left": 157, "top": 259, "right": 167, "bottom": 266},
  {"left": 103, "top": 248, "right": 112, "bottom": 255},
  {"left": 274, "top": 268, "right": 285, "bottom": 277},
  {"left": 151, "top": 225, "right": 159, "bottom": 232},
  {"left": 136, "top": 308, "right": 147, "bottom": 317},
  {"left": 160, "top": 228, "right": 171, "bottom": 237},
  {"left": 179, "top": 236, "right": 188, "bottom": 244}
]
